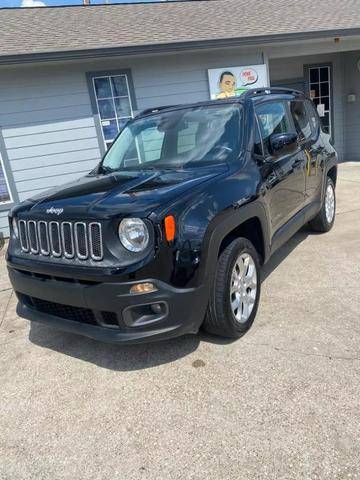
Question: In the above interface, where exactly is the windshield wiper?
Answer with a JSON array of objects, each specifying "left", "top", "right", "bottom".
[{"left": 98, "top": 165, "right": 116, "bottom": 175}]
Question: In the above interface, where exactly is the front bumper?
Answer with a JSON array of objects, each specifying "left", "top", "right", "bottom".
[{"left": 8, "top": 267, "right": 208, "bottom": 344}]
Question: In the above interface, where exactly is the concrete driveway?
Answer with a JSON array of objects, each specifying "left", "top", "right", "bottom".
[{"left": 0, "top": 164, "right": 359, "bottom": 480}]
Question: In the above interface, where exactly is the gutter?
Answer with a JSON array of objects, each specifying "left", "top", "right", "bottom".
[{"left": 0, "top": 27, "right": 359, "bottom": 65}]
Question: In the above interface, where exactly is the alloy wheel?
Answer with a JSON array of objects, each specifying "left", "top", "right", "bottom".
[
  {"left": 230, "top": 253, "right": 257, "bottom": 324},
  {"left": 325, "top": 183, "right": 335, "bottom": 224}
]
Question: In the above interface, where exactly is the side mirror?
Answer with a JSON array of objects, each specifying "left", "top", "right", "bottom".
[{"left": 269, "top": 132, "right": 299, "bottom": 157}]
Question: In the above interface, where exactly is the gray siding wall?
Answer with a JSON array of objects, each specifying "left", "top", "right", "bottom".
[
  {"left": 343, "top": 51, "right": 360, "bottom": 162},
  {"left": 269, "top": 53, "right": 346, "bottom": 162},
  {"left": 0, "top": 48, "right": 262, "bottom": 237}
]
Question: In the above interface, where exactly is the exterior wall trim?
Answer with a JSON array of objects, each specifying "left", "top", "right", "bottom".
[
  {"left": 271, "top": 77, "right": 305, "bottom": 88},
  {"left": 0, "top": 129, "right": 19, "bottom": 213},
  {"left": 1, "top": 28, "right": 360, "bottom": 66}
]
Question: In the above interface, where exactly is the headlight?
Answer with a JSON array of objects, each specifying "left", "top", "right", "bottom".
[
  {"left": 12, "top": 218, "right": 19, "bottom": 239},
  {"left": 118, "top": 218, "right": 149, "bottom": 252}
]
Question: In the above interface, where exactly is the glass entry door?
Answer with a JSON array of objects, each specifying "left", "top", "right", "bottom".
[{"left": 308, "top": 65, "right": 332, "bottom": 136}]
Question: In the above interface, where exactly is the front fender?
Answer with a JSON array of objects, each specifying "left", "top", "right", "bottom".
[{"left": 198, "top": 200, "right": 270, "bottom": 290}]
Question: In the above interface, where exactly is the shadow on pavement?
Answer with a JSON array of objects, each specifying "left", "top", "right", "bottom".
[
  {"left": 262, "top": 226, "right": 309, "bottom": 282},
  {"left": 29, "top": 323, "right": 201, "bottom": 371},
  {"left": 28, "top": 227, "right": 310, "bottom": 370}
]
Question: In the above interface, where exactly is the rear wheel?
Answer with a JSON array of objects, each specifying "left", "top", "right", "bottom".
[
  {"left": 203, "top": 238, "right": 261, "bottom": 338},
  {"left": 309, "top": 177, "right": 336, "bottom": 232}
]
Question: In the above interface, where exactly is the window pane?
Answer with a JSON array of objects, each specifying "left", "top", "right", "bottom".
[
  {"left": 94, "top": 77, "right": 112, "bottom": 99},
  {"left": 111, "top": 76, "right": 128, "bottom": 96},
  {"left": 256, "top": 102, "right": 292, "bottom": 155},
  {"left": 309, "top": 65, "right": 332, "bottom": 137},
  {"left": 320, "top": 67, "right": 329, "bottom": 82},
  {"left": 321, "top": 112, "right": 330, "bottom": 129},
  {"left": 140, "top": 127, "right": 165, "bottom": 162},
  {"left": 101, "top": 119, "right": 118, "bottom": 141},
  {"left": 310, "top": 83, "right": 320, "bottom": 97},
  {"left": 177, "top": 121, "right": 198, "bottom": 154},
  {"left": 320, "top": 82, "right": 329, "bottom": 97},
  {"left": 309, "top": 68, "right": 319, "bottom": 83},
  {"left": 114, "top": 97, "right": 131, "bottom": 118},
  {"left": 118, "top": 119, "right": 129, "bottom": 132},
  {"left": 98, "top": 98, "right": 115, "bottom": 119},
  {"left": 0, "top": 155, "right": 11, "bottom": 204},
  {"left": 92, "top": 73, "right": 134, "bottom": 150}
]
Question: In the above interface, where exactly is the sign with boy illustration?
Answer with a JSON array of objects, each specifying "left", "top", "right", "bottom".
[{"left": 208, "top": 64, "right": 268, "bottom": 100}]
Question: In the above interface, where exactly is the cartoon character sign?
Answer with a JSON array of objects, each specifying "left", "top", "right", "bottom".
[
  {"left": 208, "top": 64, "right": 268, "bottom": 100},
  {"left": 216, "top": 71, "right": 237, "bottom": 99}
]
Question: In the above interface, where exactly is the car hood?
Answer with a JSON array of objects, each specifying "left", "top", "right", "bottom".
[{"left": 22, "top": 165, "right": 228, "bottom": 219}]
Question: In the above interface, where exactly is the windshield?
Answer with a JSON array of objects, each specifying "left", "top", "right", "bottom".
[{"left": 100, "top": 104, "right": 242, "bottom": 172}]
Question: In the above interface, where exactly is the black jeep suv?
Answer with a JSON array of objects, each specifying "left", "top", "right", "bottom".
[{"left": 7, "top": 88, "right": 337, "bottom": 344}]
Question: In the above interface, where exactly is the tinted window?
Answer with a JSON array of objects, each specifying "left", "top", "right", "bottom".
[
  {"left": 290, "top": 100, "right": 312, "bottom": 141},
  {"left": 177, "top": 121, "right": 198, "bottom": 154},
  {"left": 253, "top": 119, "right": 263, "bottom": 156},
  {"left": 305, "top": 100, "right": 321, "bottom": 139},
  {"left": 255, "top": 102, "right": 292, "bottom": 156},
  {"left": 140, "top": 127, "right": 165, "bottom": 162}
]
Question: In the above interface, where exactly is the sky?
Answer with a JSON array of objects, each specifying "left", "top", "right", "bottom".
[{"left": 0, "top": 0, "right": 164, "bottom": 7}]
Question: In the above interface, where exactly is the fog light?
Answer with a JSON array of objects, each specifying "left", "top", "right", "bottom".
[
  {"left": 150, "top": 303, "right": 162, "bottom": 314},
  {"left": 130, "top": 282, "right": 157, "bottom": 294}
]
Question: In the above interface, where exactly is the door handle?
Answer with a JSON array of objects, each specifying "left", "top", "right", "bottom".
[{"left": 294, "top": 157, "right": 304, "bottom": 166}]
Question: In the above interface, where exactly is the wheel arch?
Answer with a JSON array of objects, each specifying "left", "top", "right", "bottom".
[
  {"left": 327, "top": 165, "right": 337, "bottom": 186},
  {"left": 199, "top": 201, "right": 270, "bottom": 288}
]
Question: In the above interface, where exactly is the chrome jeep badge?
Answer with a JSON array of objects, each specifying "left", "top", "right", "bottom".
[{"left": 46, "top": 207, "right": 64, "bottom": 216}]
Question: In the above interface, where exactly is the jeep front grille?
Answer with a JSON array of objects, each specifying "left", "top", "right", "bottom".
[{"left": 18, "top": 220, "right": 103, "bottom": 261}]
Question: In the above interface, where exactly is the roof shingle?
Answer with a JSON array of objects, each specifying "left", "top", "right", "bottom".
[{"left": 0, "top": 0, "right": 359, "bottom": 59}]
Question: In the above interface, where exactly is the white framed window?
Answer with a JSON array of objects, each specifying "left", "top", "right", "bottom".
[
  {"left": 91, "top": 73, "right": 134, "bottom": 150},
  {"left": 308, "top": 65, "right": 332, "bottom": 136},
  {"left": 0, "top": 150, "right": 13, "bottom": 206}
]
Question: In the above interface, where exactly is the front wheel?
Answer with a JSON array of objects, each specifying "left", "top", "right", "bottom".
[
  {"left": 203, "top": 238, "right": 261, "bottom": 338},
  {"left": 309, "top": 177, "right": 336, "bottom": 232}
]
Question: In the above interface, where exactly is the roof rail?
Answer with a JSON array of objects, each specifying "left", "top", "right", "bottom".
[
  {"left": 242, "top": 87, "right": 304, "bottom": 98},
  {"left": 138, "top": 104, "right": 178, "bottom": 116}
]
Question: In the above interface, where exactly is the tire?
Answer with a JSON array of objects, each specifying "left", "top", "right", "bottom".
[
  {"left": 309, "top": 177, "right": 336, "bottom": 233},
  {"left": 203, "top": 237, "right": 261, "bottom": 338}
]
